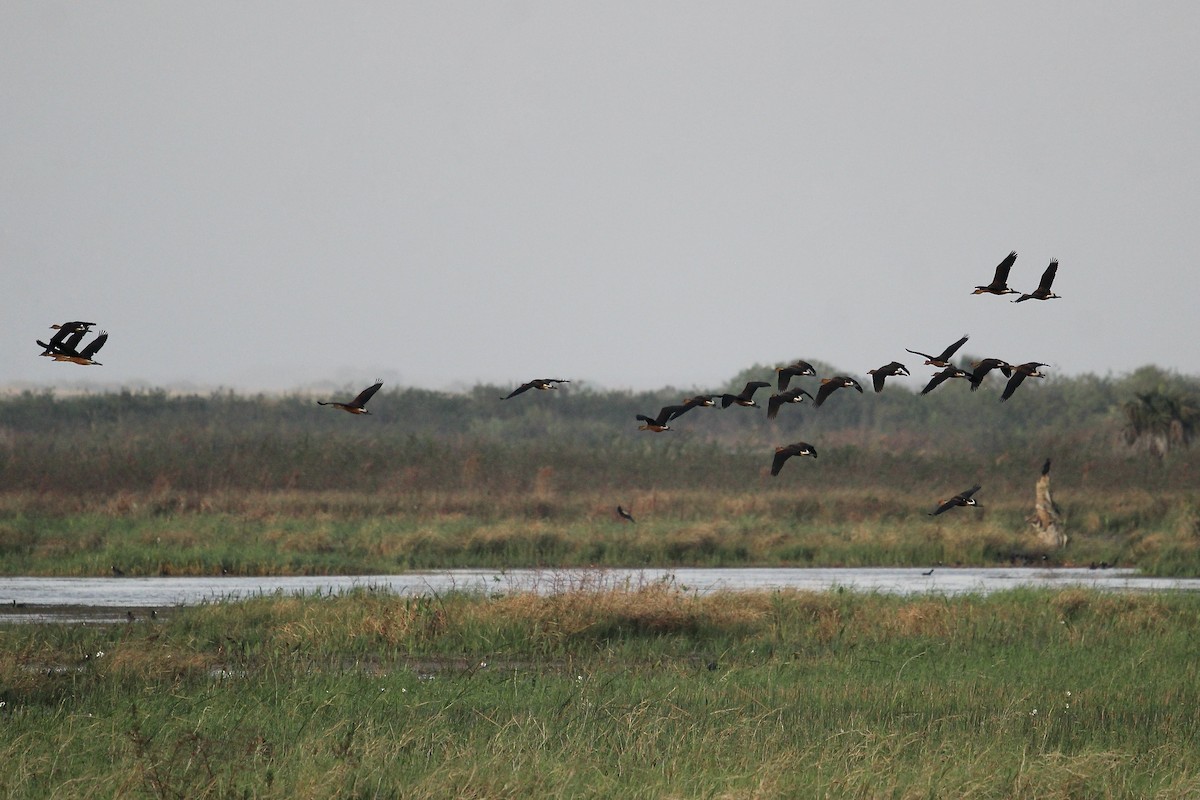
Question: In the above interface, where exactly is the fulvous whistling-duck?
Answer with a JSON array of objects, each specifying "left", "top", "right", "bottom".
[
  {"left": 1014, "top": 259, "right": 1061, "bottom": 302},
  {"left": 766, "top": 387, "right": 815, "bottom": 419},
  {"left": 813, "top": 376, "right": 863, "bottom": 407},
  {"left": 1000, "top": 362, "right": 1047, "bottom": 401},
  {"left": 501, "top": 378, "right": 570, "bottom": 399},
  {"left": 720, "top": 381, "right": 771, "bottom": 409},
  {"left": 867, "top": 361, "right": 910, "bottom": 393},
  {"left": 920, "top": 365, "right": 970, "bottom": 395},
  {"left": 973, "top": 251, "right": 1019, "bottom": 296},
  {"left": 776, "top": 361, "right": 816, "bottom": 391},
  {"left": 770, "top": 442, "right": 818, "bottom": 476},
  {"left": 317, "top": 380, "right": 383, "bottom": 414},
  {"left": 968, "top": 358, "right": 1013, "bottom": 391},
  {"left": 929, "top": 484, "right": 982, "bottom": 515},
  {"left": 905, "top": 335, "right": 969, "bottom": 368}
]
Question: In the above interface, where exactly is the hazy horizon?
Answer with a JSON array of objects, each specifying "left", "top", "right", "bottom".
[{"left": 5, "top": 4, "right": 1199, "bottom": 395}]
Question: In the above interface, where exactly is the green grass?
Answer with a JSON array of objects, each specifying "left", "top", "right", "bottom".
[
  {"left": 2, "top": 586, "right": 1200, "bottom": 798},
  {"left": 1, "top": 486, "right": 1194, "bottom": 577}
]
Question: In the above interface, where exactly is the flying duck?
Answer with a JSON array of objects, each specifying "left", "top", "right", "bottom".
[
  {"left": 1000, "top": 362, "right": 1048, "bottom": 401},
  {"left": 968, "top": 358, "right": 1013, "bottom": 391},
  {"left": 501, "top": 378, "right": 570, "bottom": 399},
  {"left": 317, "top": 380, "right": 383, "bottom": 414},
  {"left": 905, "top": 335, "right": 969, "bottom": 368},
  {"left": 776, "top": 361, "right": 817, "bottom": 392},
  {"left": 39, "top": 321, "right": 96, "bottom": 356},
  {"left": 616, "top": 505, "right": 636, "bottom": 523},
  {"left": 637, "top": 404, "right": 691, "bottom": 432},
  {"left": 813, "top": 376, "right": 863, "bottom": 407},
  {"left": 973, "top": 251, "right": 1019, "bottom": 296},
  {"left": 1014, "top": 260, "right": 1061, "bottom": 302},
  {"left": 41, "top": 330, "right": 108, "bottom": 365},
  {"left": 720, "top": 381, "right": 771, "bottom": 409},
  {"left": 766, "top": 387, "right": 815, "bottom": 419},
  {"left": 867, "top": 361, "right": 910, "bottom": 393},
  {"left": 920, "top": 365, "right": 970, "bottom": 395},
  {"left": 770, "top": 442, "right": 818, "bottom": 476},
  {"left": 929, "top": 484, "right": 982, "bottom": 515}
]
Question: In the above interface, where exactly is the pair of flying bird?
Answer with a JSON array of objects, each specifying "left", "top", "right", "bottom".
[
  {"left": 319, "top": 376, "right": 572, "bottom": 415},
  {"left": 36, "top": 321, "right": 108, "bottom": 365},
  {"left": 973, "top": 251, "right": 1062, "bottom": 302},
  {"left": 907, "top": 335, "right": 1047, "bottom": 400}
]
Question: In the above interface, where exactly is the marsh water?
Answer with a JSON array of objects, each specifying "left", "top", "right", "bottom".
[{"left": 4, "top": 567, "right": 1200, "bottom": 624}]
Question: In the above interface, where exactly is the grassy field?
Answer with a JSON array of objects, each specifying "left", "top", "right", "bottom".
[
  {"left": 1, "top": 485, "right": 1197, "bottom": 577},
  {"left": 2, "top": 585, "right": 1199, "bottom": 798}
]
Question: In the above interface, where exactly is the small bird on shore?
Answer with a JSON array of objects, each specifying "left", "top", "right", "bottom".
[
  {"left": 1000, "top": 362, "right": 1048, "bottom": 401},
  {"left": 1014, "top": 259, "right": 1061, "bottom": 302},
  {"left": 501, "top": 378, "right": 570, "bottom": 399},
  {"left": 766, "top": 387, "right": 815, "bottom": 419},
  {"left": 920, "top": 366, "right": 970, "bottom": 395},
  {"left": 317, "top": 380, "right": 383, "bottom": 414},
  {"left": 776, "top": 361, "right": 817, "bottom": 391},
  {"left": 770, "top": 442, "right": 818, "bottom": 476},
  {"left": 906, "top": 335, "right": 969, "bottom": 368},
  {"left": 720, "top": 381, "right": 771, "bottom": 409},
  {"left": 929, "top": 485, "right": 982, "bottom": 515},
  {"left": 616, "top": 506, "right": 636, "bottom": 523},
  {"left": 973, "top": 251, "right": 1019, "bottom": 296},
  {"left": 867, "top": 361, "right": 910, "bottom": 393},
  {"left": 814, "top": 376, "right": 863, "bottom": 407}
]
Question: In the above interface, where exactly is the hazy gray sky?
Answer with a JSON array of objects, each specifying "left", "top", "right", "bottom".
[{"left": 4, "top": 3, "right": 1198, "bottom": 394}]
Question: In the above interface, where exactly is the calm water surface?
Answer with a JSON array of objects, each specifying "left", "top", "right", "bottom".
[{"left": 3, "top": 567, "right": 1199, "bottom": 624}]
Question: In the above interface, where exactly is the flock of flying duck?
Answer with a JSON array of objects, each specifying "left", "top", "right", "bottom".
[{"left": 36, "top": 252, "right": 1061, "bottom": 519}]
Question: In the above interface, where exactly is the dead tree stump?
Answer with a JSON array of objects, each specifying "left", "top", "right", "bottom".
[{"left": 1030, "top": 458, "right": 1067, "bottom": 549}]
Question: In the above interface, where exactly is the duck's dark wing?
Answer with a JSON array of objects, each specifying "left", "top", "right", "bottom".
[
  {"left": 502, "top": 382, "right": 535, "bottom": 399},
  {"left": 847, "top": 377, "right": 863, "bottom": 394},
  {"left": 79, "top": 332, "right": 108, "bottom": 360},
  {"left": 920, "top": 369, "right": 956, "bottom": 395},
  {"left": 658, "top": 404, "right": 691, "bottom": 425},
  {"left": 992, "top": 251, "right": 1017, "bottom": 284},
  {"left": 1037, "top": 260, "right": 1058, "bottom": 292},
  {"left": 904, "top": 348, "right": 935, "bottom": 361},
  {"left": 929, "top": 498, "right": 958, "bottom": 516},
  {"left": 766, "top": 394, "right": 784, "bottom": 420},
  {"left": 351, "top": 380, "right": 383, "bottom": 408},
  {"left": 813, "top": 381, "right": 838, "bottom": 407},
  {"left": 935, "top": 335, "right": 970, "bottom": 362},
  {"left": 1000, "top": 371, "right": 1029, "bottom": 401},
  {"left": 956, "top": 484, "right": 982, "bottom": 501},
  {"left": 740, "top": 381, "right": 771, "bottom": 400},
  {"left": 770, "top": 449, "right": 792, "bottom": 476}
]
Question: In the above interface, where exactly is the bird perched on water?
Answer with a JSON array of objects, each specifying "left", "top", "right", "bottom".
[
  {"left": 770, "top": 442, "right": 818, "bottom": 476},
  {"left": 814, "top": 376, "right": 863, "bottom": 407},
  {"left": 636, "top": 404, "right": 691, "bottom": 432},
  {"left": 920, "top": 365, "right": 970, "bottom": 395},
  {"left": 39, "top": 329, "right": 108, "bottom": 365},
  {"left": 1000, "top": 362, "right": 1048, "bottom": 401},
  {"left": 720, "top": 381, "right": 771, "bottom": 409},
  {"left": 968, "top": 358, "right": 1013, "bottom": 391},
  {"left": 501, "top": 378, "right": 570, "bottom": 399},
  {"left": 973, "top": 251, "right": 1019, "bottom": 296},
  {"left": 1014, "top": 259, "right": 1061, "bottom": 302},
  {"left": 616, "top": 506, "right": 636, "bottom": 523},
  {"left": 867, "top": 361, "right": 910, "bottom": 393},
  {"left": 317, "top": 380, "right": 383, "bottom": 414},
  {"left": 929, "top": 484, "right": 982, "bottom": 515},
  {"left": 776, "top": 361, "right": 817, "bottom": 391},
  {"left": 766, "top": 387, "right": 815, "bottom": 419},
  {"left": 905, "top": 335, "right": 969, "bottom": 368}
]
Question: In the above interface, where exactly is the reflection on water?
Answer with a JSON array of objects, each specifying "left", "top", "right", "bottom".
[{"left": 2, "top": 567, "right": 1199, "bottom": 623}]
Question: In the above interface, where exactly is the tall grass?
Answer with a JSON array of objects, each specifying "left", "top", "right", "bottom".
[{"left": 2, "top": 586, "right": 1199, "bottom": 797}]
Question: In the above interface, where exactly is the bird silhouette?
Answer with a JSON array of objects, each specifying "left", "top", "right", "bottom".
[
  {"left": 814, "top": 376, "right": 863, "bottom": 407},
  {"left": 929, "top": 485, "right": 982, "bottom": 515},
  {"left": 776, "top": 361, "right": 817, "bottom": 391},
  {"left": 920, "top": 366, "right": 970, "bottom": 395},
  {"left": 616, "top": 506, "right": 636, "bottom": 523},
  {"left": 766, "top": 387, "right": 815, "bottom": 419},
  {"left": 973, "top": 251, "right": 1019, "bottom": 296},
  {"left": 501, "top": 378, "right": 570, "bottom": 399},
  {"left": 1000, "top": 363, "right": 1048, "bottom": 401},
  {"left": 1014, "top": 260, "right": 1061, "bottom": 302},
  {"left": 968, "top": 358, "right": 1013, "bottom": 391},
  {"left": 867, "top": 361, "right": 910, "bottom": 393},
  {"left": 906, "top": 335, "right": 969, "bottom": 368},
  {"left": 770, "top": 442, "right": 818, "bottom": 476},
  {"left": 317, "top": 380, "right": 383, "bottom": 414},
  {"left": 720, "top": 381, "right": 771, "bottom": 408}
]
